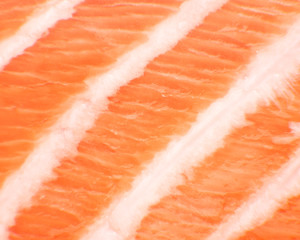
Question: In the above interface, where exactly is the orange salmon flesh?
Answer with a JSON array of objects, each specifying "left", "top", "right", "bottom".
[{"left": 0, "top": 0, "right": 300, "bottom": 240}]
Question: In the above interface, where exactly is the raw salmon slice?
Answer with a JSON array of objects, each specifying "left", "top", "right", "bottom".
[
  {"left": 240, "top": 195, "right": 300, "bottom": 239},
  {"left": 0, "top": 0, "right": 49, "bottom": 40},
  {"left": 0, "top": 0, "right": 185, "bottom": 186},
  {"left": 0, "top": 0, "right": 85, "bottom": 70},
  {"left": 135, "top": 73, "right": 300, "bottom": 240},
  {"left": 0, "top": 0, "right": 300, "bottom": 240}
]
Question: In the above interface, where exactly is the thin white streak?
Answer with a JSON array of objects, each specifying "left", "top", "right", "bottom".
[
  {"left": 206, "top": 147, "right": 300, "bottom": 240},
  {"left": 80, "top": 19, "right": 300, "bottom": 240},
  {"left": 0, "top": 0, "right": 84, "bottom": 70},
  {"left": 0, "top": 0, "right": 228, "bottom": 238},
  {"left": 290, "top": 121, "right": 300, "bottom": 137}
]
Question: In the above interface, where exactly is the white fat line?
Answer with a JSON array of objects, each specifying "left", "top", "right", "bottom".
[
  {"left": 0, "top": 0, "right": 84, "bottom": 70},
  {"left": 0, "top": 0, "right": 228, "bottom": 238},
  {"left": 205, "top": 145, "right": 300, "bottom": 240},
  {"left": 80, "top": 18, "right": 300, "bottom": 240}
]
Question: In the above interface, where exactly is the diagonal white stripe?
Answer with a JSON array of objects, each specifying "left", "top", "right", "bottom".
[
  {"left": 0, "top": 0, "right": 228, "bottom": 238},
  {"left": 206, "top": 145, "right": 300, "bottom": 240},
  {"left": 0, "top": 0, "right": 84, "bottom": 71},
  {"left": 80, "top": 18, "right": 300, "bottom": 240}
]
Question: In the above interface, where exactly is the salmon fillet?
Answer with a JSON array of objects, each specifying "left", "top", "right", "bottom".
[
  {"left": 240, "top": 195, "right": 300, "bottom": 239},
  {"left": 0, "top": 0, "right": 49, "bottom": 40},
  {"left": 135, "top": 73, "right": 300, "bottom": 240},
  {"left": 0, "top": 0, "right": 184, "bottom": 186},
  {"left": 0, "top": 0, "right": 300, "bottom": 240}
]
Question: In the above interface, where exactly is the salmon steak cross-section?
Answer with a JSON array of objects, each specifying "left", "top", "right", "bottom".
[{"left": 0, "top": 0, "right": 300, "bottom": 240}]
